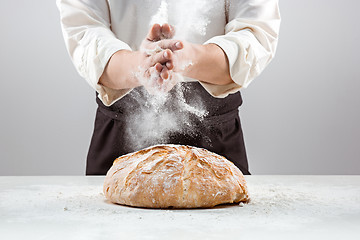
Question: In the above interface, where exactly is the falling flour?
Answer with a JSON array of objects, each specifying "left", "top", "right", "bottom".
[
  {"left": 124, "top": 0, "right": 215, "bottom": 151},
  {"left": 150, "top": 0, "right": 212, "bottom": 40},
  {"left": 150, "top": 0, "right": 169, "bottom": 26},
  {"left": 124, "top": 84, "right": 208, "bottom": 152}
]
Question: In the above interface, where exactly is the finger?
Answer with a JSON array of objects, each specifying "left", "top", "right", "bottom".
[
  {"left": 150, "top": 67, "right": 162, "bottom": 86},
  {"left": 143, "top": 65, "right": 157, "bottom": 78},
  {"left": 143, "top": 67, "right": 152, "bottom": 79},
  {"left": 155, "top": 63, "right": 163, "bottom": 72},
  {"left": 148, "top": 49, "right": 173, "bottom": 66},
  {"left": 150, "top": 67, "right": 165, "bottom": 92},
  {"left": 166, "top": 61, "right": 173, "bottom": 70},
  {"left": 153, "top": 39, "right": 183, "bottom": 52},
  {"left": 161, "top": 24, "right": 176, "bottom": 39},
  {"left": 160, "top": 66, "right": 170, "bottom": 80},
  {"left": 147, "top": 24, "right": 162, "bottom": 41},
  {"left": 145, "top": 39, "right": 182, "bottom": 55},
  {"left": 143, "top": 66, "right": 162, "bottom": 91},
  {"left": 161, "top": 73, "right": 179, "bottom": 93}
]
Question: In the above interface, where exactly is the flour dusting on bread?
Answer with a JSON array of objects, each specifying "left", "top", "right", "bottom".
[{"left": 103, "top": 145, "right": 249, "bottom": 208}]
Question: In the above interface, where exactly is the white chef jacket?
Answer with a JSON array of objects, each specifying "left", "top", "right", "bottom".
[{"left": 56, "top": 0, "right": 280, "bottom": 106}]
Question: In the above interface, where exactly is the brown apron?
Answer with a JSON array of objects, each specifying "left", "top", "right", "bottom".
[{"left": 86, "top": 82, "right": 250, "bottom": 175}]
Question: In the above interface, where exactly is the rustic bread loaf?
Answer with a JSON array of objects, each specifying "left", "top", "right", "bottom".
[{"left": 103, "top": 145, "right": 249, "bottom": 208}]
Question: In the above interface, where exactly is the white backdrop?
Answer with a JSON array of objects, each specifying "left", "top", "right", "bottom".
[{"left": 0, "top": 0, "right": 359, "bottom": 175}]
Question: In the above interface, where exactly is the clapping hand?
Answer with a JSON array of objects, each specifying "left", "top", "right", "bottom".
[{"left": 138, "top": 23, "right": 184, "bottom": 94}]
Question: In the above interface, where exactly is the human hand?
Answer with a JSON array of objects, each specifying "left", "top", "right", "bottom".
[
  {"left": 153, "top": 39, "right": 233, "bottom": 87},
  {"left": 99, "top": 25, "right": 231, "bottom": 93},
  {"left": 161, "top": 40, "right": 196, "bottom": 74},
  {"left": 149, "top": 35, "right": 199, "bottom": 83},
  {"left": 138, "top": 24, "right": 184, "bottom": 94}
]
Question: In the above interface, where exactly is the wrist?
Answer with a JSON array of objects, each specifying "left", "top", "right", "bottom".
[
  {"left": 183, "top": 43, "right": 233, "bottom": 85},
  {"left": 126, "top": 50, "right": 144, "bottom": 86},
  {"left": 100, "top": 50, "right": 143, "bottom": 90},
  {"left": 183, "top": 43, "right": 204, "bottom": 77}
]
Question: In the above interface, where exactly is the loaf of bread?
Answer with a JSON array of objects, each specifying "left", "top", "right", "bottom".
[{"left": 103, "top": 145, "right": 249, "bottom": 208}]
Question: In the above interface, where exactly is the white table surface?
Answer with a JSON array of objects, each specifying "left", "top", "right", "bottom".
[{"left": 1, "top": 176, "right": 359, "bottom": 240}]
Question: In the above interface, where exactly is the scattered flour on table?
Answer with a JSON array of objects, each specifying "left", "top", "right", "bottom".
[{"left": 1, "top": 181, "right": 360, "bottom": 233}]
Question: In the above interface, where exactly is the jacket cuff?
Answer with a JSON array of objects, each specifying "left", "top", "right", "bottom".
[
  {"left": 199, "top": 36, "right": 243, "bottom": 98},
  {"left": 89, "top": 37, "right": 133, "bottom": 106}
]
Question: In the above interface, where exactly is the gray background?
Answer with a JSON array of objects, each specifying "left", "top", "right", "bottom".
[{"left": 0, "top": 0, "right": 359, "bottom": 175}]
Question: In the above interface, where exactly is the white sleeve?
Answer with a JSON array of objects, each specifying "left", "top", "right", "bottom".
[
  {"left": 56, "top": 0, "right": 133, "bottom": 106},
  {"left": 201, "top": 0, "right": 281, "bottom": 97}
]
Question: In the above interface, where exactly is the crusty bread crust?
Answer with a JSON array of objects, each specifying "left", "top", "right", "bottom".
[{"left": 103, "top": 145, "right": 249, "bottom": 208}]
